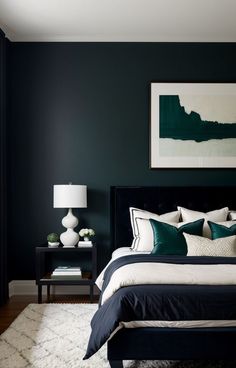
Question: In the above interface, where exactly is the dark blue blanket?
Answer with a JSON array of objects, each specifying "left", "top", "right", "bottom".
[{"left": 84, "top": 255, "right": 236, "bottom": 359}]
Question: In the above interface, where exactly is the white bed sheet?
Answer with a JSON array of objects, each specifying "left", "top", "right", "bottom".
[
  {"left": 108, "top": 320, "right": 236, "bottom": 339},
  {"left": 122, "top": 320, "right": 236, "bottom": 328},
  {"left": 95, "top": 246, "right": 150, "bottom": 290},
  {"left": 111, "top": 246, "right": 150, "bottom": 259}
]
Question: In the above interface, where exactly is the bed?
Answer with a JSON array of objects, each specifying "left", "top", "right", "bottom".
[{"left": 86, "top": 186, "right": 236, "bottom": 367}]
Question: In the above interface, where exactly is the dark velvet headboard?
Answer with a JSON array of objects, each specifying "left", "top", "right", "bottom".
[{"left": 110, "top": 186, "right": 236, "bottom": 249}]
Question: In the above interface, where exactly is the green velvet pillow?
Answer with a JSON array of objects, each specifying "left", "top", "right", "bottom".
[
  {"left": 150, "top": 218, "right": 204, "bottom": 256},
  {"left": 208, "top": 221, "right": 236, "bottom": 240}
]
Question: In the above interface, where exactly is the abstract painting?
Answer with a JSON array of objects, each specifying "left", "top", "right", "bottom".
[{"left": 150, "top": 83, "right": 236, "bottom": 168}]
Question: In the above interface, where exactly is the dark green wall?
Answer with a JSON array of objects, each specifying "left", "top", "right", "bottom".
[
  {"left": 8, "top": 42, "right": 236, "bottom": 279},
  {"left": 0, "top": 29, "right": 8, "bottom": 304}
]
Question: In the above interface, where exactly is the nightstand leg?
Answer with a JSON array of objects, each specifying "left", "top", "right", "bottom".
[
  {"left": 47, "top": 285, "right": 50, "bottom": 302},
  {"left": 90, "top": 285, "right": 93, "bottom": 303},
  {"left": 38, "top": 285, "right": 42, "bottom": 304}
]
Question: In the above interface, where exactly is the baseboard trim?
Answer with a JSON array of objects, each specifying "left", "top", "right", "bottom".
[{"left": 9, "top": 280, "right": 99, "bottom": 297}]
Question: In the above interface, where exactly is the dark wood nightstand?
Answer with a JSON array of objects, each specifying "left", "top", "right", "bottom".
[{"left": 35, "top": 245, "right": 97, "bottom": 303}]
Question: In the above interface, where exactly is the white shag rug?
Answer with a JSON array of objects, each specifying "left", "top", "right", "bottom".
[{"left": 0, "top": 303, "right": 235, "bottom": 368}]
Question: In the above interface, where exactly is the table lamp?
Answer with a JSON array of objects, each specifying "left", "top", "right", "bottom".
[{"left": 53, "top": 184, "right": 87, "bottom": 247}]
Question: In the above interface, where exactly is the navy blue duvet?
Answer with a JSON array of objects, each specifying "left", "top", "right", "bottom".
[{"left": 84, "top": 255, "right": 236, "bottom": 359}]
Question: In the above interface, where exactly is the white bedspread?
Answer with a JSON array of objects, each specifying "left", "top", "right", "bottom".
[{"left": 101, "top": 261, "right": 236, "bottom": 305}]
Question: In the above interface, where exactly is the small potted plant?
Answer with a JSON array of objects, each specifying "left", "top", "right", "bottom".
[
  {"left": 79, "top": 228, "right": 95, "bottom": 242},
  {"left": 47, "top": 233, "right": 60, "bottom": 247}
]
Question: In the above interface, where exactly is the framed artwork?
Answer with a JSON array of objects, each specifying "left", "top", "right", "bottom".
[{"left": 150, "top": 82, "right": 236, "bottom": 168}]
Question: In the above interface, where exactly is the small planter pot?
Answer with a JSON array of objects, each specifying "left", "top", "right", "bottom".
[
  {"left": 48, "top": 242, "right": 60, "bottom": 247},
  {"left": 83, "top": 237, "right": 90, "bottom": 242}
]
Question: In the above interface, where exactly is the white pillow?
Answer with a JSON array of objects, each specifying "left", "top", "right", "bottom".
[
  {"left": 134, "top": 218, "right": 155, "bottom": 251},
  {"left": 178, "top": 207, "right": 229, "bottom": 238},
  {"left": 135, "top": 218, "right": 194, "bottom": 252},
  {"left": 184, "top": 233, "right": 236, "bottom": 257},
  {"left": 129, "top": 207, "right": 180, "bottom": 250},
  {"left": 229, "top": 211, "right": 236, "bottom": 220}
]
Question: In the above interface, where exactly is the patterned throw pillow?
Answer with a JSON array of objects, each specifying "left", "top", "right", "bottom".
[{"left": 184, "top": 233, "right": 236, "bottom": 257}]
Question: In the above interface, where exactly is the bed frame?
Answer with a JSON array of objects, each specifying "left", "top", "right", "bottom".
[{"left": 108, "top": 186, "right": 236, "bottom": 367}]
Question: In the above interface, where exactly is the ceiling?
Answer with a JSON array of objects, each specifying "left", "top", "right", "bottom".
[{"left": 0, "top": 0, "right": 236, "bottom": 42}]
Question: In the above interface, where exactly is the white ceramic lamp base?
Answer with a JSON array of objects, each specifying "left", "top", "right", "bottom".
[
  {"left": 60, "top": 208, "right": 79, "bottom": 247},
  {"left": 60, "top": 229, "right": 79, "bottom": 247}
]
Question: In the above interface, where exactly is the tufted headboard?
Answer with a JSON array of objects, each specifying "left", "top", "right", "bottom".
[{"left": 110, "top": 186, "right": 236, "bottom": 249}]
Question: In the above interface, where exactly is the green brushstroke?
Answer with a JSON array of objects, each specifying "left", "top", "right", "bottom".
[{"left": 160, "top": 95, "right": 236, "bottom": 142}]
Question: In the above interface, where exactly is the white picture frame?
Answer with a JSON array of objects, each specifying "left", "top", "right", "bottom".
[{"left": 150, "top": 82, "right": 236, "bottom": 168}]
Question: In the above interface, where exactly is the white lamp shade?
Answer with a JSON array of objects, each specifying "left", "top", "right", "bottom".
[{"left": 53, "top": 185, "right": 87, "bottom": 208}]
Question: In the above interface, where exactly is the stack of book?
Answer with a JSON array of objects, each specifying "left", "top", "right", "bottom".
[
  {"left": 51, "top": 266, "right": 82, "bottom": 279},
  {"left": 78, "top": 241, "right": 92, "bottom": 247}
]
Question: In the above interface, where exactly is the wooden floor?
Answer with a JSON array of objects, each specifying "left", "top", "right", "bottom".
[{"left": 0, "top": 294, "right": 98, "bottom": 335}]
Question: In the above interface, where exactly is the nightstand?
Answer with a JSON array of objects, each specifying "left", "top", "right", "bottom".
[{"left": 35, "top": 245, "right": 97, "bottom": 303}]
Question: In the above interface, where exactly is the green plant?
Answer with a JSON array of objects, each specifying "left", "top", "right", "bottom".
[{"left": 47, "top": 233, "right": 59, "bottom": 243}]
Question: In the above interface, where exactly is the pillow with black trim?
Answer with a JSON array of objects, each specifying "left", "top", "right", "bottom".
[
  {"left": 150, "top": 218, "right": 204, "bottom": 256},
  {"left": 177, "top": 206, "right": 229, "bottom": 238},
  {"left": 184, "top": 233, "right": 236, "bottom": 257},
  {"left": 208, "top": 221, "right": 236, "bottom": 240},
  {"left": 129, "top": 207, "right": 180, "bottom": 250}
]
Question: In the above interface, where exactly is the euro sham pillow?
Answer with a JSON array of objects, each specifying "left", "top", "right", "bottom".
[
  {"left": 150, "top": 218, "right": 204, "bottom": 256},
  {"left": 178, "top": 206, "right": 229, "bottom": 238},
  {"left": 208, "top": 221, "right": 236, "bottom": 240},
  {"left": 184, "top": 233, "right": 236, "bottom": 257},
  {"left": 129, "top": 207, "right": 180, "bottom": 250}
]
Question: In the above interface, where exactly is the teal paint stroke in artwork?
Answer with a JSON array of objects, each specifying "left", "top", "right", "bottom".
[{"left": 159, "top": 95, "right": 236, "bottom": 142}]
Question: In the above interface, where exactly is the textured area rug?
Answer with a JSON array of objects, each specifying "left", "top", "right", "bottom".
[{"left": 0, "top": 303, "right": 235, "bottom": 368}]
